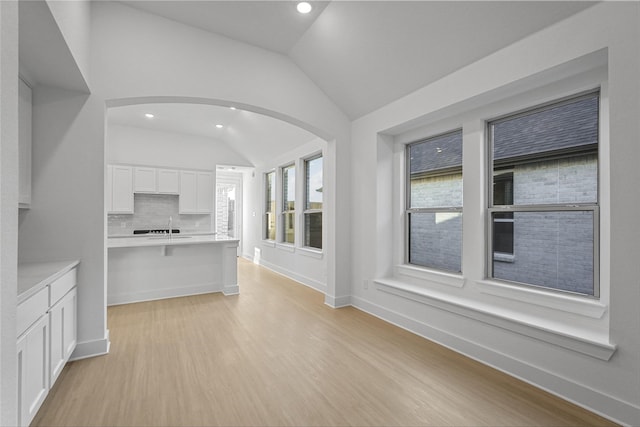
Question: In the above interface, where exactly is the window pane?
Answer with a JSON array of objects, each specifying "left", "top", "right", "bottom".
[
  {"left": 265, "top": 213, "right": 276, "bottom": 240},
  {"left": 283, "top": 165, "right": 295, "bottom": 211},
  {"left": 304, "top": 212, "right": 322, "bottom": 249},
  {"left": 493, "top": 212, "right": 514, "bottom": 254},
  {"left": 283, "top": 212, "right": 295, "bottom": 244},
  {"left": 408, "top": 212, "right": 462, "bottom": 273},
  {"left": 306, "top": 156, "right": 323, "bottom": 210},
  {"left": 265, "top": 172, "right": 275, "bottom": 212},
  {"left": 409, "top": 130, "right": 463, "bottom": 208},
  {"left": 492, "top": 94, "right": 599, "bottom": 206},
  {"left": 492, "top": 211, "right": 594, "bottom": 296}
]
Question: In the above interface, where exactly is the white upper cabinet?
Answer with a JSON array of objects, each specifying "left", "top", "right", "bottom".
[
  {"left": 179, "top": 170, "right": 198, "bottom": 213},
  {"left": 180, "top": 170, "right": 213, "bottom": 214},
  {"left": 157, "top": 169, "right": 180, "bottom": 194},
  {"left": 108, "top": 165, "right": 134, "bottom": 214},
  {"left": 133, "top": 167, "right": 157, "bottom": 193},
  {"left": 18, "top": 78, "right": 32, "bottom": 209},
  {"left": 196, "top": 171, "right": 214, "bottom": 213}
]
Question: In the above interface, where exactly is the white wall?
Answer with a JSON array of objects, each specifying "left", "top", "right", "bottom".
[
  {"left": 106, "top": 124, "right": 252, "bottom": 170},
  {"left": 0, "top": 2, "right": 19, "bottom": 425},
  {"left": 244, "top": 139, "right": 327, "bottom": 292},
  {"left": 349, "top": 3, "right": 639, "bottom": 425}
]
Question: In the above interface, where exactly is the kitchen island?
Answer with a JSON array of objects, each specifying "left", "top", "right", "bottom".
[{"left": 107, "top": 234, "right": 239, "bottom": 305}]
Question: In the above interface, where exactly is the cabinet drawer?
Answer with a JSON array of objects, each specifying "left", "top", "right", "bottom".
[
  {"left": 17, "top": 287, "right": 48, "bottom": 337},
  {"left": 50, "top": 268, "right": 77, "bottom": 306}
]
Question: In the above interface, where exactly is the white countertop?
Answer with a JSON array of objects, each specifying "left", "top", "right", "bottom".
[
  {"left": 108, "top": 234, "right": 239, "bottom": 249},
  {"left": 18, "top": 260, "right": 80, "bottom": 304}
]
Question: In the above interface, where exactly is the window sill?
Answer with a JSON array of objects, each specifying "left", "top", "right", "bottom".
[
  {"left": 276, "top": 243, "right": 295, "bottom": 253},
  {"left": 475, "top": 279, "right": 607, "bottom": 319},
  {"left": 374, "top": 277, "right": 615, "bottom": 361},
  {"left": 298, "top": 247, "right": 323, "bottom": 259},
  {"left": 493, "top": 252, "right": 515, "bottom": 263},
  {"left": 395, "top": 264, "right": 465, "bottom": 288},
  {"left": 261, "top": 240, "right": 276, "bottom": 248}
]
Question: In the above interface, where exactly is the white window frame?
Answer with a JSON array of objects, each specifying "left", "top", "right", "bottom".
[
  {"left": 280, "top": 163, "right": 296, "bottom": 245},
  {"left": 303, "top": 153, "right": 323, "bottom": 251},
  {"left": 263, "top": 170, "right": 276, "bottom": 242},
  {"left": 486, "top": 90, "right": 600, "bottom": 298}
]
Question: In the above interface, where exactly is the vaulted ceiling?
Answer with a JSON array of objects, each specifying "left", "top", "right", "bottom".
[{"left": 120, "top": 1, "right": 596, "bottom": 120}]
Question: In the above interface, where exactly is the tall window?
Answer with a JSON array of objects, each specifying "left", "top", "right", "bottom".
[
  {"left": 304, "top": 155, "right": 323, "bottom": 249},
  {"left": 488, "top": 91, "right": 599, "bottom": 296},
  {"left": 264, "top": 171, "right": 276, "bottom": 240},
  {"left": 281, "top": 164, "right": 295, "bottom": 244},
  {"left": 406, "top": 130, "right": 463, "bottom": 273}
]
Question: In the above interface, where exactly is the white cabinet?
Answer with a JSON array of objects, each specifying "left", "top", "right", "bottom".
[
  {"left": 17, "top": 264, "right": 78, "bottom": 427},
  {"left": 18, "top": 77, "right": 32, "bottom": 209},
  {"left": 133, "top": 167, "right": 179, "bottom": 194},
  {"left": 179, "top": 170, "right": 198, "bottom": 213},
  {"left": 180, "top": 170, "right": 213, "bottom": 214},
  {"left": 197, "top": 171, "right": 214, "bottom": 213},
  {"left": 17, "top": 314, "right": 49, "bottom": 427},
  {"left": 108, "top": 165, "right": 133, "bottom": 214},
  {"left": 49, "top": 287, "right": 77, "bottom": 386},
  {"left": 157, "top": 169, "right": 180, "bottom": 194},
  {"left": 133, "top": 167, "right": 157, "bottom": 193}
]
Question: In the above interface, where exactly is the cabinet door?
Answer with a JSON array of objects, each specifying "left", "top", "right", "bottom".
[
  {"left": 110, "top": 165, "right": 134, "bottom": 214},
  {"left": 197, "top": 172, "right": 214, "bottom": 213},
  {"left": 18, "top": 78, "right": 32, "bottom": 208},
  {"left": 49, "top": 288, "right": 77, "bottom": 386},
  {"left": 134, "top": 167, "right": 157, "bottom": 193},
  {"left": 179, "top": 170, "right": 197, "bottom": 213},
  {"left": 18, "top": 315, "right": 49, "bottom": 427},
  {"left": 157, "top": 169, "right": 180, "bottom": 194}
]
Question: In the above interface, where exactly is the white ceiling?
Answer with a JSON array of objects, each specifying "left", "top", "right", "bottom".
[
  {"left": 109, "top": 1, "right": 596, "bottom": 166},
  {"left": 108, "top": 103, "right": 319, "bottom": 166}
]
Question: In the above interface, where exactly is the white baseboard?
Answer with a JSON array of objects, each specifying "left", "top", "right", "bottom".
[
  {"left": 107, "top": 283, "right": 221, "bottom": 306},
  {"left": 223, "top": 284, "right": 239, "bottom": 296},
  {"left": 350, "top": 295, "right": 639, "bottom": 426},
  {"left": 324, "top": 294, "right": 351, "bottom": 308},
  {"left": 258, "top": 259, "right": 327, "bottom": 294},
  {"left": 70, "top": 329, "right": 110, "bottom": 361}
]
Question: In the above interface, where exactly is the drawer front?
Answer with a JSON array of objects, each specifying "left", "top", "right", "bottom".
[
  {"left": 50, "top": 268, "right": 77, "bottom": 306},
  {"left": 17, "top": 287, "right": 48, "bottom": 337}
]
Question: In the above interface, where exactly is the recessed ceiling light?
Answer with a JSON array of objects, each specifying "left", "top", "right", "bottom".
[
  {"left": 229, "top": 107, "right": 237, "bottom": 110},
  {"left": 144, "top": 113, "right": 154, "bottom": 118},
  {"left": 216, "top": 124, "right": 224, "bottom": 129},
  {"left": 297, "top": 2, "right": 312, "bottom": 14}
]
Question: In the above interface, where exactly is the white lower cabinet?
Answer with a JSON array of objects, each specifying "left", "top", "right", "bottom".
[
  {"left": 17, "top": 266, "right": 78, "bottom": 427},
  {"left": 17, "top": 315, "right": 49, "bottom": 427},
  {"left": 49, "top": 287, "right": 77, "bottom": 386}
]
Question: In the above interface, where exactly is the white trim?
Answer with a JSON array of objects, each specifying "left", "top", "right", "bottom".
[
  {"left": 107, "top": 282, "right": 222, "bottom": 306},
  {"left": 222, "top": 284, "right": 239, "bottom": 296},
  {"left": 258, "top": 259, "right": 326, "bottom": 294},
  {"left": 69, "top": 330, "right": 110, "bottom": 361},
  {"left": 475, "top": 279, "right": 607, "bottom": 319},
  {"left": 395, "top": 264, "right": 465, "bottom": 288},
  {"left": 350, "top": 295, "right": 634, "bottom": 427},
  {"left": 297, "top": 247, "right": 323, "bottom": 259},
  {"left": 261, "top": 239, "right": 276, "bottom": 248},
  {"left": 374, "top": 278, "right": 615, "bottom": 360},
  {"left": 275, "top": 242, "right": 295, "bottom": 253},
  {"left": 324, "top": 294, "right": 351, "bottom": 308}
]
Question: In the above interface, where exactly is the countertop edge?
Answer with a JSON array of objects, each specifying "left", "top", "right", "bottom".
[
  {"left": 107, "top": 236, "right": 239, "bottom": 249},
  {"left": 17, "top": 260, "right": 80, "bottom": 304}
]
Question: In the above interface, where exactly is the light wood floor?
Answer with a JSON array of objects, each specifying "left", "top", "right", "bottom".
[{"left": 33, "top": 258, "right": 616, "bottom": 427}]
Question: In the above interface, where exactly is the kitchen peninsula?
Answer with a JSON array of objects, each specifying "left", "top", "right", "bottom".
[{"left": 107, "top": 234, "right": 239, "bottom": 305}]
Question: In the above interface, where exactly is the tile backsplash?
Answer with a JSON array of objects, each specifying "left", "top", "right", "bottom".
[{"left": 108, "top": 194, "right": 212, "bottom": 236}]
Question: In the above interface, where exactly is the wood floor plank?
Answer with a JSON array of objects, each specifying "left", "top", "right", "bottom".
[{"left": 32, "top": 258, "right": 617, "bottom": 426}]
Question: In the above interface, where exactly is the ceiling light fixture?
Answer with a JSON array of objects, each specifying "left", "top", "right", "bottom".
[
  {"left": 229, "top": 107, "right": 237, "bottom": 110},
  {"left": 144, "top": 113, "right": 154, "bottom": 118},
  {"left": 216, "top": 124, "right": 224, "bottom": 129},
  {"left": 297, "top": 2, "right": 312, "bottom": 14}
]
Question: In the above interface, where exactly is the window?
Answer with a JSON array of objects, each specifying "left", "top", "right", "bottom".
[
  {"left": 488, "top": 91, "right": 599, "bottom": 296},
  {"left": 281, "top": 164, "right": 295, "bottom": 244},
  {"left": 304, "top": 155, "right": 323, "bottom": 249},
  {"left": 264, "top": 171, "right": 276, "bottom": 240},
  {"left": 406, "top": 130, "right": 463, "bottom": 273}
]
